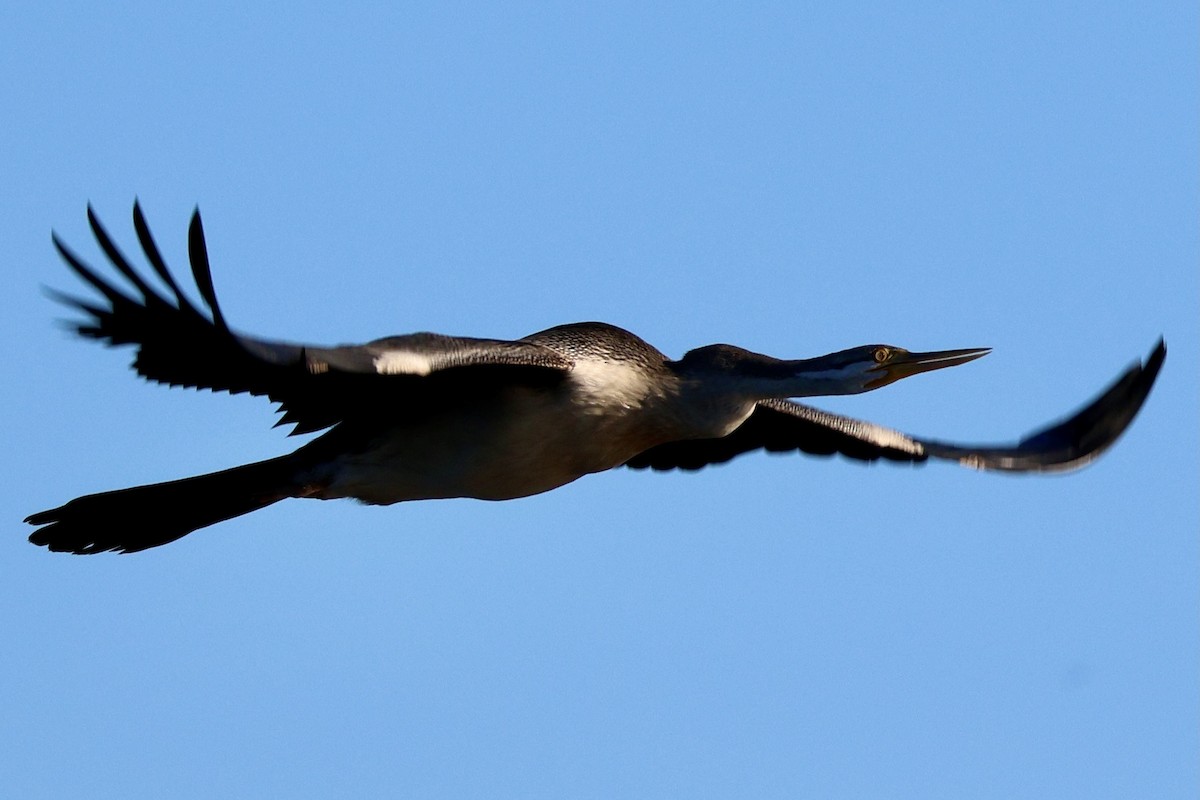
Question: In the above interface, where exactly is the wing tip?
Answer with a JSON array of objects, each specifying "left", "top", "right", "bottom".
[
  {"left": 1146, "top": 337, "right": 1166, "bottom": 377},
  {"left": 925, "top": 336, "right": 1167, "bottom": 473}
]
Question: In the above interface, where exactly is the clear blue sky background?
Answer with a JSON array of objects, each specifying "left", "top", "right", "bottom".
[{"left": 2, "top": 3, "right": 1195, "bottom": 798}]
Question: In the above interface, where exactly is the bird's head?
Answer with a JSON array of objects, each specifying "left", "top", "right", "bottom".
[{"left": 824, "top": 344, "right": 992, "bottom": 392}]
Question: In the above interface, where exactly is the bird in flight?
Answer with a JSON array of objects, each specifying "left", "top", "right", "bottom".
[{"left": 26, "top": 204, "right": 1165, "bottom": 554}]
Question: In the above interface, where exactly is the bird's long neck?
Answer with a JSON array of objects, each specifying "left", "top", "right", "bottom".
[
  {"left": 663, "top": 365, "right": 853, "bottom": 443},
  {"left": 674, "top": 355, "right": 869, "bottom": 402}
]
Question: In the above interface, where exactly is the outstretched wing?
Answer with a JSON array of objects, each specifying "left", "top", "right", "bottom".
[
  {"left": 625, "top": 340, "right": 1165, "bottom": 473},
  {"left": 49, "top": 203, "right": 574, "bottom": 433}
]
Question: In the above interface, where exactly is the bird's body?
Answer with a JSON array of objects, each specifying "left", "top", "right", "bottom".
[
  {"left": 25, "top": 205, "right": 1166, "bottom": 553},
  {"left": 311, "top": 330, "right": 677, "bottom": 504}
]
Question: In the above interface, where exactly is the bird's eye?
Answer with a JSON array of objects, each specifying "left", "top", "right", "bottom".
[{"left": 873, "top": 347, "right": 890, "bottom": 363}]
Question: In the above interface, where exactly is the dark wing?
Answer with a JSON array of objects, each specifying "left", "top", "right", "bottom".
[
  {"left": 626, "top": 340, "right": 1165, "bottom": 473},
  {"left": 49, "top": 203, "right": 574, "bottom": 433}
]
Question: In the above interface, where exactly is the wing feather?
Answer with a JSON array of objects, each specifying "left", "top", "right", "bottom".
[{"left": 50, "top": 205, "right": 574, "bottom": 434}]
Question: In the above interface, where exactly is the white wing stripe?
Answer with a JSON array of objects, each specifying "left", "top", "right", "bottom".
[{"left": 373, "top": 350, "right": 435, "bottom": 376}]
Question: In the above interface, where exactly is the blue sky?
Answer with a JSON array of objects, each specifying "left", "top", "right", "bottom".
[{"left": 2, "top": 2, "right": 1195, "bottom": 797}]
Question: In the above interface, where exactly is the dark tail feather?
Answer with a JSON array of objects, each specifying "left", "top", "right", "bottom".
[{"left": 26, "top": 455, "right": 302, "bottom": 554}]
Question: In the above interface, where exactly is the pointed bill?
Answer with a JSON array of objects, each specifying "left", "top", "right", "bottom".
[{"left": 869, "top": 346, "right": 991, "bottom": 388}]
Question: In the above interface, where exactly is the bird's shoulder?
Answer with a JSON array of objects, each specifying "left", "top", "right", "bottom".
[{"left": 522, "top": 322, "right": 668, "bottom": 366}]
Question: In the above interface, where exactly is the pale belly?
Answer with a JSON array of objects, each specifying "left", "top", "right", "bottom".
[{"left": 311, "top": 388, "right": 678, "bottom": 505}]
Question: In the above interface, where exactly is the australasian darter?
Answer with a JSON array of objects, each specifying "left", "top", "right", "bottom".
[{"left": 25, "top": 204, "right": 1165, "bottom": 554}]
